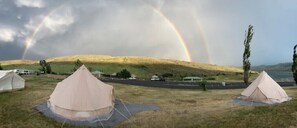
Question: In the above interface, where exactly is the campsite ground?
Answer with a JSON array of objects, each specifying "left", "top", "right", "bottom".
[{"left": 0, "top": 75, "right": 297, "bottom": 128}]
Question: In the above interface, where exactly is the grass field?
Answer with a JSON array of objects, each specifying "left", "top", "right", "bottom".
[
  {"left": 3, "top": 62, "right": 251, "bottom": 82},
  {"left": 0, "top": 75, "right": 297, "bottom": 128},
  {"left": 1, "top": 55, "right": 245, "bottom": 81}
]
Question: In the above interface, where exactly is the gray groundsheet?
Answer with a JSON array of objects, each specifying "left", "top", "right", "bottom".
[
  {"left": 35, "top": 99, "right": 159, "bottom": 127},
  {"left": 233, "top": 97, "right": 280, "bottom": 106}
]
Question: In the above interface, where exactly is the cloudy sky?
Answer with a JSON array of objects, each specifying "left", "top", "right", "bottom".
[{"left": 0, "top": 0, "right": 296, "bottom": 66}]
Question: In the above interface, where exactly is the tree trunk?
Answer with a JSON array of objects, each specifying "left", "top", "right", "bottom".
[{"left": 244, "top": 70, "right": 249, "bottom": 85}]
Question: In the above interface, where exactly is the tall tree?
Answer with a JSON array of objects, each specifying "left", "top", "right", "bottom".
[
  {"left": 292, "top": 45, "right": 297, "bottom": 84},
  {"left": 116, "top": 69, "right": 131, "bottom": 78},
  {"left": 39, "top": 60, "right": 47, "bottom": 73},
  {"left": 243, "top": 25, "right": 254, "bottom": 85},
  {"left": 39, "top": 60, "right": 52, "bottom": 74},
  {"left": 46, "top": 63, "right": 52, "bottom": 74},
  {"left": 73, "top": 59, "right": 83, "bottom": 72}
]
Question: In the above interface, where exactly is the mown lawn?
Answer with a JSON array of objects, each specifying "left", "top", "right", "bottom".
[{"left": 0, "top": 75, "right": 297, "bottom": 128}]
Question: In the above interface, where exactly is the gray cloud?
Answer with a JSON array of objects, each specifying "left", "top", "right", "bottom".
[
  {"left": 26, "top": 0, "right": 188, "bottom": 61},
  {"left": 0, "top": 0, "right": 297, "bottom": 66},
  {"left": 14, "top": 0, "right": 45, "bottom": 8},
  {"left": 0, "top": 27, "right": 16, "bottom": 42}
]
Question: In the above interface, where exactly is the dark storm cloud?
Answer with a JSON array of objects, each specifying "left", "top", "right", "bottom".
[
  {"left": 25, "top": 0, "right": 187, "bottom": 61},
  {"left": 0, "top": 0, "right": 297, "bottom": 66},
  {"left": 0, "top": 43, "right": 22, "bottom": 60}
]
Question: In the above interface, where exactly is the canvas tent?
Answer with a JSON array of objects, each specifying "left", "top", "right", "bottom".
[
  {"left": 240, "top": 71, "right": 290, "bottom": 104},
  {"left": 0, "top": 70, "right": 25, "bottom": 92},
  {"left": 48, "top": 65, "right": 114, "bottom": 120}
]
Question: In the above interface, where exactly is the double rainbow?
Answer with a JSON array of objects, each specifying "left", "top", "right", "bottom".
[{"left": 22, "top": 2, "right": 211, "bottom": 63}]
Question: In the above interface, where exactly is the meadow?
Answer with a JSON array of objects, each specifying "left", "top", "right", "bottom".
[
  {"left": 0, "top": 75, "right": 297, "bottom": 128},
  {"left": 1, "top": 55, "right": 253, "bottom": 82}
]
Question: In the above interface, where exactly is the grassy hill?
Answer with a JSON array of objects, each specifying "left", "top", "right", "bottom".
[
  {"left": 0, "top": 60, "right": 36, "bottom": 65},
  {"left": 252, "top": 63, "right": 291, "bottom": 71},
  {"left": 1, "top": 55, "right": 244, "bottom": 81}
]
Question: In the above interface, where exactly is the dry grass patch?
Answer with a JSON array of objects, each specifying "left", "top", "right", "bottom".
[{"left": 113, "top": 84, "right": 246, "bottom": 128}]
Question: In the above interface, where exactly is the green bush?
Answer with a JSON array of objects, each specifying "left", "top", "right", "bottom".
[
  {"left": 162, "top": 73, "right": 174, "bottom": 78},
  {"left": 39, "top": 60, "right": 52, "bottom": 74},
  {"left": 206, "top": 77, "right": 216, "bottom": 80},
  {"left": 46, "top": 63, "right": 52, "bottom": 74},
  {"left": 199, "top": 80, "right": 208, "bottom": 91},
  {"left": 73, "top": 59, "right": 83, "bottom": 72},
  {"left": 116, "top": 69, "right": 131, "bottom": 79}
]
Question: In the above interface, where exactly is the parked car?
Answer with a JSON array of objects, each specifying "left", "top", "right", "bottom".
[
  {"left": 151, "top": 75, "right": 160, "bottom": 81},
  {"left": 128, "top": 77, "right": 137, "bottom": 80}
]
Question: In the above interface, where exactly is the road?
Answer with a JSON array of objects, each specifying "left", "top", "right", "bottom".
[{"left": 103, "top": 79, "right": 295, "bottom": 90}]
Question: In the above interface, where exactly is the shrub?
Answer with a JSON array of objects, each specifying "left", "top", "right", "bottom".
[
  {"left": 199, "top": 80, "right": 208, "bottom": 91},
  {"left": 116, "top": 69, "right": 131, "bottom": 79},
  {"left": 162, "top": 73, "right": 174, "bottom": 78},
  {"left": 102, "top": 74, "right": 111, "bottom": 77},
  {"left": 73, "top": 59, "right": 83, "bottom": 72},
  {"left": 46, "top": 63, "right": 52, "bottom": 74},
  {"left": 39, "top": 60, "right": 52, "bottom": 74},
  {"left": 206, "top": 77, "right": 216, "bottom": 80}
]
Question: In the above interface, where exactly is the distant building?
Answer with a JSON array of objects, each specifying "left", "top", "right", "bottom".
[
  {"left": 183, "top": 77, "right": 203, "bottom": 82},
  {"left": 92, "top": 70, "right": 104, "bottom": 78},
  {"left": 111, "top": 73, "right": 117, "bottom": 77}
]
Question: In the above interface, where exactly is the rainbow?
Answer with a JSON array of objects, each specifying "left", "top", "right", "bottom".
[
  {"left": 193, "top": 15, "right": 212, "bottom": 64},
  {"left": 22, "top": 2, "right": 194, "bottom": 62},
  {"left": 151, "top": 10, "right": 192, "bottom": 61},
  {"left": 143, "top": 1, "right": 192, "bottom": 62},
  {"left": 22, "top": 6, "right": 63, "bottom": 59}
]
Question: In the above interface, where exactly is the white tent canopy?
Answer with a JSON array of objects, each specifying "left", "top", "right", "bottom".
[
  {"left": 48, "top": 65, "right": 115, "bottom": 120},
  {"left": 0, "top": 70, "right": 25, "bottom": 92},
  {"left": 241, "top": 71, "right": 290, "bottom": 104}
]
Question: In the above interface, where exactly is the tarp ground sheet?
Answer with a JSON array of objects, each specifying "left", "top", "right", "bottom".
[
  {"left": 233, "top": 97, "right": 292, "bottom": 106},
  {"left": 35, "top": 99, "right": 160, "bottom": 127},
  {"left": 233, "top": 97, "right": 272, "bottom": 106}
]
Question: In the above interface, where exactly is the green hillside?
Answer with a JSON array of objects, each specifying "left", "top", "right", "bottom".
[
  {"left": 252, "top": 63, "right": 291, "bottom": 71},
  {"left": 1, "top": 55, "right": 244, "bottom": 80},
  {"left": 0, "top": 60, "right": 36, "bottom": 65}
]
